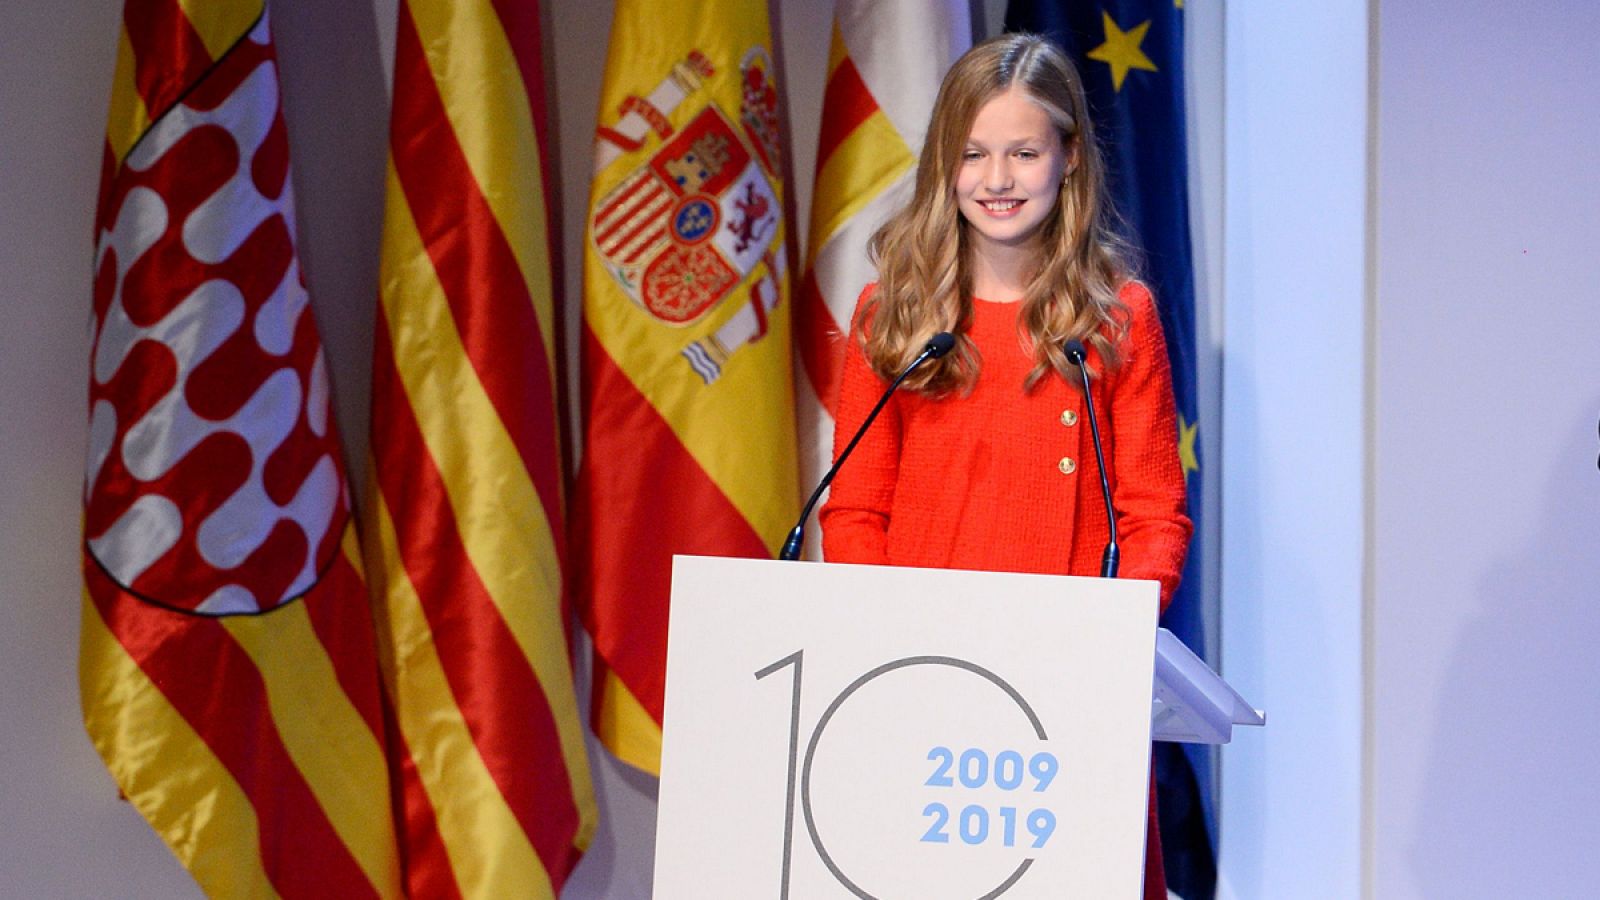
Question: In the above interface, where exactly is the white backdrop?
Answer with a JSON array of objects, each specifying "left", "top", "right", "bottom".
[
  {"left": 1370, "top": 1, "right": 1600, "bottom": 896},
  {"left": 1216, "top": 1, "right": 1368, "bottom": 897}
]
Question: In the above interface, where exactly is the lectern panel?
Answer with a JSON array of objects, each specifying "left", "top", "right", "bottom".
[{"left": 655, "top": 556, "right": 1160, "bottom": 899}]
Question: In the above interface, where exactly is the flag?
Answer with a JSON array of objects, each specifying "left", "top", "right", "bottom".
[
  {"left": 795, "top": 0, "right": 971, "bottom": 555},
  {"left": 1004, "top": 2, "right": 1215, "bottom": 896},
  {"left": 82, "top": 3, "right": 401, "bottom": 895},
  {"left": 366, "top": 0, "right": 596, "bottom": 895},
  {"left": 577, "top": 0, "right": 800, "bottom": 774}
]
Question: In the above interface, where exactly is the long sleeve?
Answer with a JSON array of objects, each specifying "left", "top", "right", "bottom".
[
  {"left": 819, "top": 292, "right": 900, "bottom": 564},
  {"left": 1104, "top": 283, "right": 1193, "bottom": 610}
]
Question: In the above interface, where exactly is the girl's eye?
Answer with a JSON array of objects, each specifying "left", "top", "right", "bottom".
[
  {"left": 1016, "top": 149, "right": 1038, "bottom": 161},
  {"left": 962, "top": 150, "right": 983, "bottom": 162}
]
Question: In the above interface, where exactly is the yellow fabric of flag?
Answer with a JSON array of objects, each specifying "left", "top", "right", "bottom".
[
  {"left": 366, "top": 0, "right": 595, "bottom": 895},
  {"left": 577, "top": 0, "right": 800, "bottom": 775}
]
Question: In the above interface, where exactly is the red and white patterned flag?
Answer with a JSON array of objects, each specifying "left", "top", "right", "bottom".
[{"left": 82, "top": 5, "right": 401, "bottom": 895}]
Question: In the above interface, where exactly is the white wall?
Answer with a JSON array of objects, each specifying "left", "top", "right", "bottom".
[
  {"left": 1218, "top": 2, "right": 1369, "bottom": 897},
  {"left": 1370, "top": 1, "right": 1600, "bottom": 896},
  {"left": 0, "top": 0, "right": 202, "bottom": 895}
]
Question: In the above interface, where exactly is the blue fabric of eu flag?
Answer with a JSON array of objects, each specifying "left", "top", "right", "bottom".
[{"left": 1003, "top": 2, "right": 1215, "bottom": 897}]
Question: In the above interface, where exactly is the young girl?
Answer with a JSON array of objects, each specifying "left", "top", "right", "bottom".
[{"left": 819, "top": 33, "right": 1191, "bottom": 899}]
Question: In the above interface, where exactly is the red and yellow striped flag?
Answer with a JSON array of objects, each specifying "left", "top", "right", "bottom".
[
  {"left": 576, "top": 0, "right": 800, "bottom": 774},
  {"left": 82, "top": 2, "right": 401, "bottom": 895},
  {"left": 366, "top": 0, "right": 596, "bottom": 895},
  {"left": 795, "top": 0, "right": 971, "bottom": 547}
]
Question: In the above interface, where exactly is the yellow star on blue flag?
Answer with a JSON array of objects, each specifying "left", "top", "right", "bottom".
[
  {"left": 1086, "top": 12, "right": 1158, "bottom": 91},
  {"left": 1178, "top": 412, "right": 1199, "bottom": 480}
]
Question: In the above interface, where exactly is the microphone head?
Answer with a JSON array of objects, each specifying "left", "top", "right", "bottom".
[
  {"left": 1063, "top": 339, "right": 1088, "bottom": 365},
  {"left": 925, "top": 332, "right": 957, "bottom": 359}
]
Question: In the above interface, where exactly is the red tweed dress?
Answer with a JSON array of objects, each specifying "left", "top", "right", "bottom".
[{"left": 820, "top": 280, "right": 1191, "bottom": 899}]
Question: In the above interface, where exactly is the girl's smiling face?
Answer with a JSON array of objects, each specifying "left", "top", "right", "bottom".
[{"left": 955, "top": 86, "right": 1071, "bottom": 257}]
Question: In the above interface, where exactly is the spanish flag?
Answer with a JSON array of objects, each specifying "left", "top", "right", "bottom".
[
  {"left": 366, "top": 0, "right": 595, "bottom": 895},
  {"left": 577, "top": 0, "right": 799, "bottom": 774},
  {"left": 795, "top": 0, "right": 971, "bottom": 553},
  {"left": 82, "top": 2, "right": 400, "bottom": 895}
]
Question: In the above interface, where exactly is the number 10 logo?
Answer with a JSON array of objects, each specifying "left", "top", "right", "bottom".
[{"left": 755, "top": 652, "right": 1062, "bottom": 899}]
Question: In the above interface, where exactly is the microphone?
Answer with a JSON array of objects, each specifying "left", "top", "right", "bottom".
[
  {"left": 780, "top": 331, "right": 957, "bottom": 561},
  {"left": 1063, "top": 339, "right": 1119, "bottom": 578}
]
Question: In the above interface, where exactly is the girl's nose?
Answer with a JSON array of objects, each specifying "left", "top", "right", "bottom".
[{"left": 984, "top": 157, "right": 1013, "bottom": 192}]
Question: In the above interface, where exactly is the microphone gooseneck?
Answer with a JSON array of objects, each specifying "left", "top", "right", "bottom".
[
  {"left": 779, "top": 332, "right": 956, "bottom": 561},
  {"left": 1064, "top": 339, "right": 1119, "bottom": 578}
]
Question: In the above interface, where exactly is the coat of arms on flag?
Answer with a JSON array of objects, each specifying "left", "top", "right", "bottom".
[
  {"left": 590, "top": 48, "right": 785, "bottom": 384},
  {"left": 578, "top": 0, "right": 799, "bottom": 777}
]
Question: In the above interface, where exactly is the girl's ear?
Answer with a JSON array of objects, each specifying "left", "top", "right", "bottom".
[{"left": 1063, "top": 138, "right": 1080, "bottom": 182}]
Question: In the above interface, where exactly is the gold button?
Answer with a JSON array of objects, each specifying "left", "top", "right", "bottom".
[
  {"left": 1058, "top": 457, "right": 1077, "bottom": 475},
  {"left": 1060, "top": 409, "right": 1078, "bottom": 426}
]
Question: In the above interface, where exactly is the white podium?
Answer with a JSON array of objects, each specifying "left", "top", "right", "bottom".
[{"left": 654, "top": 555, "right": 1265, "bottom": 899}]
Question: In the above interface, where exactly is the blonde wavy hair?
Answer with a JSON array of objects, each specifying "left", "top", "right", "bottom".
[{"left": 859, "top": 33, "right": 1137, "bottom": 394}]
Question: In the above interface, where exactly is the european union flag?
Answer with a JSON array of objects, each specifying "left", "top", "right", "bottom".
[{"left": 1003, "top": 2, "right": 1214, "bottom": 897}]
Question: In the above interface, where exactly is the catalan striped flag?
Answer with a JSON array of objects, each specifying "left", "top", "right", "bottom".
[
  {"left": 577, "top": 0, "right": 799, "bottom": 774},
  {"left": 82, "top": 2, "right": 400, "bottom": 895},
  {"left": 366, "top": 0, "right": 595, "bottom": 895},
  {"left": 1005, "top": 2, "right": 1215, "bottom": 896},
  {"left": 795, "top": 0, "right": 971, "bottom": 551}
]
